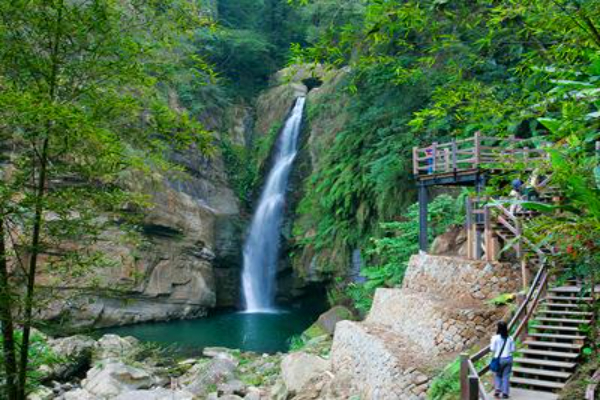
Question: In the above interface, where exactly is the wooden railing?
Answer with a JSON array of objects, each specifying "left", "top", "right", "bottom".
[
  {"left": 465, "top": 197, "right": 555, "bottom": 264},
  {"left": 413, "top": 133, "right": 549, "bottom": 177},
  {"left": 585, "top": 369, "right": 600, "bottom": 400},
  {"left": 460, "top": 255, "right": 551, "bottom": 400}
]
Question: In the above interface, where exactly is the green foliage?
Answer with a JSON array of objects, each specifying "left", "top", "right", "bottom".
[
  {"left": 0, "top": 331, "right": 62, "bottom": 397},
  {"left": 292, "top": 66, "right": 433, "bottom": 274},
  {"left": 288, "top": 335, "right": 307, "bottom": 352},
  {"left": 346, "top": 194, "right": 465, "bottom": 314},
  {"left": 487, "top": 293, "right": 517, "bottom": 307},
  {"left": 0, "top": 0, "right": 214, "bottom": 396},
  {"left": 427, "top": 358, "right": 461, "bottom": 400}
]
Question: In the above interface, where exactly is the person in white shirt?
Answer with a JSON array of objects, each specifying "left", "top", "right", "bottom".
[{"left": 491, "top": 321, "right": 516, "bottom": 398}]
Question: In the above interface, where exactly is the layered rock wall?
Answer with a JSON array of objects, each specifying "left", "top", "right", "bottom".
[{"left": 327, "top": 254, "right": 521, "bottom": 399}]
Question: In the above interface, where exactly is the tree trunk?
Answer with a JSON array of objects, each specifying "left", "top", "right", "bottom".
[
  {"left": 16, "top": 136, "right": 50, "bottom": 400},
  {"left": 0, "top": 216, "right": 18, "bottom": 400}
]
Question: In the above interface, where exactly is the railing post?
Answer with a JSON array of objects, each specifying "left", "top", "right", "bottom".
[
  {"left": 460, "top": 353, "right": 469, "bottom": 400},
  {"left": 521, "top": 259, "right": 529, "bottom": 291},
  {"left": 432, "top": 142, "right": 438, "bottom": 173},
  {"left": 484, "top": 207, "right": 494, "bottom": 262},
  {"left": 413, "top": 146, "right": 418, "bottom": 175},
  {"left": 452, "top": 139, "right": 458, "bottom": 171},
  {"left": 515, "top": 219, "right": 522, "bottom": 259},
  {"left": 474, "top": 131, "right": 481, "bottom": 167},
  {"left": 468, "top": 375, "right": 479, "bottom": 400},
  {"left": 445, "top": 148, "right": 450, "bottom": 173}
]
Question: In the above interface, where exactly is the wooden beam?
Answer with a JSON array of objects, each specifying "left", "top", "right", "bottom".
[{"left": 468, "top": 375, "right": 480, "bottom": 400}]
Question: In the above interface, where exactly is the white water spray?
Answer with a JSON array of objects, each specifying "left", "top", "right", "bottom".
[{"left": 241, "top": 97, "right": 306, "bottom": 312}]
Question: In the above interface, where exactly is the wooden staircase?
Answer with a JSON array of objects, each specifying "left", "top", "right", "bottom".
[{"left": 511, "top": 282, "right": 596, "bottom": 392}]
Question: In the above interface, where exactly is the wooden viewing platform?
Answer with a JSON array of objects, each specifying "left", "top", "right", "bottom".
[
  {"left": 413, "top": 133, "right": 549, "bottom": 251},
  {"left": 413, "top": 132, "right": 548, "bottom": 186}
]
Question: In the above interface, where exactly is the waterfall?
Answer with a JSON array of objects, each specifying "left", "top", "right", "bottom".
[{"left": 241, "top": 97, "right": 306, "bottom": 312}]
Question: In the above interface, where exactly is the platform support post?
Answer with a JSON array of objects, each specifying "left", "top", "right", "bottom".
[{"left": 419, "top": 183, "right": 428, "bottom": 252}]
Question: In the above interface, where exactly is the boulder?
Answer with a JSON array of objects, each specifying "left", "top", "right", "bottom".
[
  {"left": 180, "top": 356, "right": 237, "bottom": 397},
  {"left": 82, "top": 361, "right": 157, "bottom": 397},
  {"left": 45, "top": 335, "right": 96, "bottom": 380},
  {"left": 244, "top": 387, "right": 262, "bottom": 400},
  {"left": 269, "top": 379, "right": 288, "bottom": 400},
  {"left": 114, "top": 388, "right": 195, "bottom": 400},
  {"left": 95, "top": 334, "right": 138, "bottom": 360},
  {"left": 27, "top": 387, "right": 53, "bottom": 400},
  {"left": 63, "top": 389, "right": 99, "bottom": 400},
  {"left": 218, "top": 379, "right": 246, "bottom": 396},
  {"left": 307, "top": 306, "right": 354, "bottom": 337},
  {"left": 430, "top": 226, "right": 468, "bottom": 256},
  {"left": 280, "top": 352, "right": 329, "bottom": 394}
]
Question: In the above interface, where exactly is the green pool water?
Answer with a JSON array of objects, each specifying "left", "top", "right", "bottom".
[{"left": 102, "top": 299, "right": 327, "bottom": 355}]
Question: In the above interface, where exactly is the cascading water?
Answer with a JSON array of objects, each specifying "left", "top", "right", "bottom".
[{"left": 241, "top": 97, "right": 306, "bottom": 312}]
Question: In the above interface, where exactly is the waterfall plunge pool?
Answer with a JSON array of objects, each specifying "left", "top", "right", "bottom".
[{"left": 100, "top": 295, "right": 328, "bottom": 356}]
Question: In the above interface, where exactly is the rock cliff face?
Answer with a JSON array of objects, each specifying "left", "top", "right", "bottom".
[
  {"left": 325, "top": 254, "right": 521, "bottom": 399},
  {"left": 40, "top": 110, "right": 245, "bottom": 329}
]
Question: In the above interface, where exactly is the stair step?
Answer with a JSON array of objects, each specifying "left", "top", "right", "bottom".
[
  {"left": 544, "top": 295, "right": 593, "bottom": 302},
  {"left": 511, "top": 377, "right": 565, "bottom": 390},
  {"left": 513, "top": 366, "right": 571, "bottom": 379},
  {"left": 520, "top": 349, "right": 579, "bottom": 359},
  {"left": 523, "top": 340, "right": 583, "bottom": 350},
  {"left": 528, "top": 333, "right": 586, "bottom": 341},
  {"left": 537, "top": 317, "right": 591, "bottom": 324},
  {"left": 543, "top": 301, "right": 586, "bottom": 308},
  {"left": 531, "top": 324, "right": 582, "bottom": 332},
  {"left": 514, "top": 357, "right": 576, "bottom": 369},
  {"left": 539, "top": 310, "right": 593, "bottom": 317},
  {"left": 550, "top": 286, "right": 588, "bottom": 293}
]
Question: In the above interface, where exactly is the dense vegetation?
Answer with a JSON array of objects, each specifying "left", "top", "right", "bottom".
[
  {"left": 288, "top": 0, "right": 600, "bottom": 312},
  {"left": 1, "top": 0, "right": 599, "bottom": 397}
]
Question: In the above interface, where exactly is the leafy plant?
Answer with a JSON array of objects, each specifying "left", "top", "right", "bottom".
[{"left": 344, "top": 194, "right": 465, "bottom": 314}]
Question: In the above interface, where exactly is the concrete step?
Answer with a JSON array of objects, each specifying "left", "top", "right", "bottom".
[
  {"left": 544, "top": 295, "right": 593, "bottom": 303},
  {"left": 528, "top": 332, "right": 586, "bottom": 341},
  {"left": 531, "top": 324, "right": 582, "bottom": 332},
  {"left": 511, "top": 377, "right": 565, "bottom": 390},
  {"left": 503, "top": 388, "right": 559, "bottom": 400},
  {"left": 549, "top": 286, "right": 589, "bottom": 294},
  {"left": 536, "top": 317, "right": 591, "bottom": 325},
  {"left": 541, "top": 301, "right": 581, "bottom": 309},
  {"left": 520, "top": 349, "right": 579, "bottom": 359},
  {"left": 523, "top": 340, "right": 583, "bottom": 350},
  {"left": 538, "top": 310, "right": 593, "bottom": 317},
  {"left": 514, "top": 357, "right": 576, "bottom": 369},
  {"left": 513, "top": 366, "right": 570, "bottom": 379}
]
